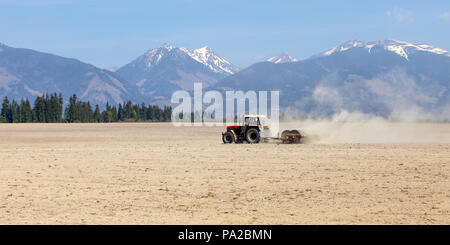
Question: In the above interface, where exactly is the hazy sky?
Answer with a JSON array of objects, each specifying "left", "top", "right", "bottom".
[{"left": 1, "top": 0, "right": 449, "bottom": 68}]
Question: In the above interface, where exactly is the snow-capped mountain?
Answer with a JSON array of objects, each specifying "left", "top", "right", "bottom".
[
  {"left": 215, "top": 39, "right": 450, "bottom": 120},
  {"left": 187, "top": 46, "right": 240, "bottom": 75},
  {"left": 131, "top": 43, "right": 176, "bottom": 69},
  {"left": 267, "top": 53, "right": 298, "bottom": 63},
  {"left": 116, "top": 43, "right": 239, "bottom": 102},
  {"left": 314, "top": 39, "right": 450, "bottom": 60},
  {"left": 119, "top": 43, "right": 238, "bottom": 75}
]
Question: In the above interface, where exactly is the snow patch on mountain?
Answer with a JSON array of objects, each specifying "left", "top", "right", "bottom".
[
  {"left": 141, "top": 44, "right": 173, "bottom": 68},
  {"left": 315, "top": 40, "right": 450, "bottom": 60},
  {"left": 106, "top": 66, "right": 119, "bottom": 72},
  {"left": 267, "top": 53, "right": 298, "bottom": 63},
  {"left": 162, "top": 43, "right": 175, "bottom": 51},
  {"left": 384, "top": 44, "right": 409, "bottom": 60},
  {"left": 187, "top": 46, "right": 240, "bottom": 75}
]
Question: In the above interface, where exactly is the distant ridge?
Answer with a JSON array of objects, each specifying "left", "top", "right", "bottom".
[
  {"left": 0, "top": 43, "right": 139, "bottom": 106},
  {"left": 267, "top": 53, "right": 298, "bottom": 63}
]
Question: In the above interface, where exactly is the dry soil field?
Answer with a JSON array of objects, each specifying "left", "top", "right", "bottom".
[{"left": 0, "top": 122, "right": 449, "bottom": 224}]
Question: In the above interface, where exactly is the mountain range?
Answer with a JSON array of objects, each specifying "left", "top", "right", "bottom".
[
  {"left": 0, "top": 40, "right": 449, "bottom": 120},
  {"left": 215, "top": 40, "right": 450, "bottom": 120}
]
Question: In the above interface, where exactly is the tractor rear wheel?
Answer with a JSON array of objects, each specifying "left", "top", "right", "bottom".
[
  {"left": 246, "top": 128, "right": 260, "bottom": 144},
  {"left": 222, "top": 131, "right": 235, "bottom": 144}
]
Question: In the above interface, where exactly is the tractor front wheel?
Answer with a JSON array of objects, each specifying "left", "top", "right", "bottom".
[
  {"left": 222, "top": 131, "right": 235, "bottom": 144},
  {"left": 246, "top": 128, "right": 260, "bottom": 144}
]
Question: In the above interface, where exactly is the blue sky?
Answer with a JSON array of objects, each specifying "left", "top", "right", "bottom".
[{"left": 1, "top": 0, "right": 449, "bottom": 68}]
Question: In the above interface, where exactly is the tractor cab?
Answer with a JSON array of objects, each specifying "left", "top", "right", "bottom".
[{"left": 244, "top": 115, "right": 261, "bottom": 127}]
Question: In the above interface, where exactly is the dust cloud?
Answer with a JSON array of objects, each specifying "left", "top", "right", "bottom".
[{"left": 281, "top": 111, "right": 450, "bottom": 144}]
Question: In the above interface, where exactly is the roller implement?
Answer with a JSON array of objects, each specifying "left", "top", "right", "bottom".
[
  {"left": 279, "top": 130, "right": 302, "bottom": 144},
  {"left": 222, "top": 115, "right": 303, "bottom": 144}
]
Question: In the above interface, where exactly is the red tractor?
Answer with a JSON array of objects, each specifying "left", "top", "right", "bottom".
[
  {"left": 222, "top": 115, "right": 265, "bottom": 144},
  {"left": 222, "top": 114, "right": 303, "bottom": 144}
]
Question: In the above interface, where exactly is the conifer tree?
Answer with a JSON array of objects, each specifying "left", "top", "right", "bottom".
[
  {"left": 1, "top": 96, "right": 10, "bottom": 122},
  {"left": 20, "top": 99, "right": 33, "bottom": 123},
  {"left": 33, "top": 96, "right": 46, "bottom": 122},
  {"left": 11, "top": 100, "right": 20, "bottom": 123},
  {"left": 118, "top": 103, "right": 124, "bottom": 121},
  {"left": 94, "top": 105, "right": 101, "bottom": 123}
]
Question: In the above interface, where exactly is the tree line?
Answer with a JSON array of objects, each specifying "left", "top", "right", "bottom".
[{"left": 0, "top": 93, "right": 172, "bottom": 123}]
